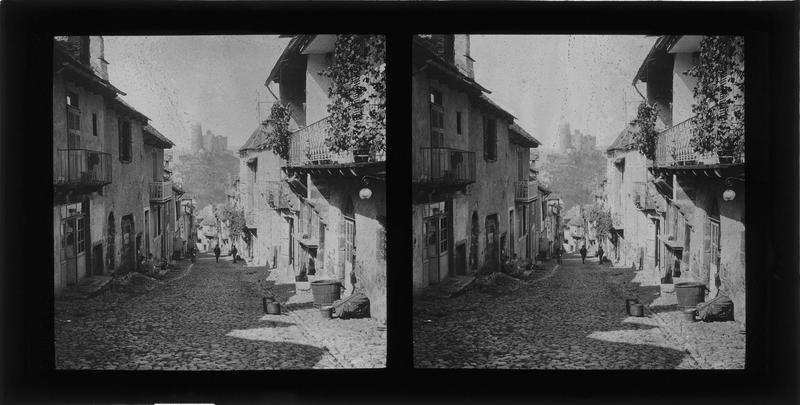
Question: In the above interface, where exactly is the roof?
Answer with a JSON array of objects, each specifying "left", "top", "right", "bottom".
[
  {"left": 111, "top": 97, "right": 149, "bottom": 123},
  {"left": 606, "top": 124, "right": 638, "bottom": 154},
  {"left": 508, "top": 122, "right": 541, "bottom": 148},
  {"left": 412, "top": 36, "right": 489, "bottom": 95},
  {"left": 633, "top": 35, "right": 681, "bottom": 84},
  {"left": 239, "top": 121, "right": 277, "bottom": 154},
  {"left": 54, "top": 40, "right": 125, "bottom": 97},
  {"left": 143, "top": 124, "right": 175, "bottom": 148},
  {"left": 265, "top": 35, "right": 314, "bottom": 86},
  {"left": 477, "top": 94, "right": 516, "bottom": 122}
]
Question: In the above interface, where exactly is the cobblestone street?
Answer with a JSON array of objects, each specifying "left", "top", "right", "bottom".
[
  {"left": 55, "top": 254, "right": 386, "bottom": 369},
  {"left": 413, "top": 254, "right": 745, "bottom": 369}
]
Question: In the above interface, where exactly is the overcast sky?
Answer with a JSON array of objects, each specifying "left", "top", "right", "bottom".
[
  {"left": 470, "top": 35, "right": 655, "bottom": 150},
  {"left": 104, "top": 35, "right": 654, "bottom": 153},
  {"left": 105, "top": 35, "right": 290, "bottom": 152}
]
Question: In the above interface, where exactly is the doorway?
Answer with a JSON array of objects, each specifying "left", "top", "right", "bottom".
[
  {"left": 484, "top": 214, "right": 499, "bottom": 273},
  {"left": 60, "top": 205, "right": 86, "bottom": 286},
  {"left": 423, "top": 201, "right": 448, "bottom": 285},
  {"left": 120, "top": 215, "right": 135, "bottom": 273}
]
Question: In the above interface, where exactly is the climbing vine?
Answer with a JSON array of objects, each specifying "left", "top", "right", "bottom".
[
  {"left": 584, "top": 205, "right": 613, "bottom": 242},
  {"left": 260, "top": 102, "right": 293, "bottom": 160},
  {"left": 685, "top": 36, "right": 745, "bottom": 159},
  {"left": 319, "top": 35, "right": 386, "bottom": 157},
  {"left": 629, "top": 101, "right": 659, "bottom": 161}
]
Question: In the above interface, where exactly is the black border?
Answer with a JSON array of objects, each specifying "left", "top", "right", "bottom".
[{"left": 1, "top": 1, "right": 798, "bottom": 404}]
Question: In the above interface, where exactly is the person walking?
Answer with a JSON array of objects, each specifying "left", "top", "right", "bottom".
[
  {"left": 597, "top": 246, "right": 605, "bottom": 265},
  {"left": 554, "top": 246, "right": 562, "bottom": 264},
  {"left": 231, "top": 245, "right": 238, "bottom": 264},
  {"left": 214, "top": 244, "right": 221, "bottom": 263},
  {"left": 580, "top": 245, "right": 587, "bottom": 264}
]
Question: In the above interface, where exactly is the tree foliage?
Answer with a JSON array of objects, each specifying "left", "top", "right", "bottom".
[
  {"left": 584, "top": 204, "right": 613, "bottom": 242},
  {"left": 685, "top": 36, "right": 745, "bottom": 158},
  {"left": 629, "top": 102, "right": 659, "bottom": 161},
  {"left": 319, "top": 35, "right": 386, "bottom": 156},
  {"left": 214, "top": 203, "right": 245, "bottom": 239},
  {"left": 260, "top": 102, "right": 293, "bottom": 160}
]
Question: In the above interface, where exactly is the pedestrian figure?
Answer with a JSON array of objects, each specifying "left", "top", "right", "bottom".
[
  {"left": 598, "top": 246, "right": 604, "bottom": 265},
  {"left": 580, "top": 245, "right": 587, "bottom": 264},
  {"left": 231, "top": 245, "right": 238, "bottom": 263},
  {"left": 554, "top": 246, "right": 562, "bottom": 264},
  {"left": 214, "top": 244, "right": 221, "bottom": 263}
]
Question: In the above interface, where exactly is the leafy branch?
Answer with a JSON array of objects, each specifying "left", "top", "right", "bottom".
[
  {"left": 629, "top": 101, "right": 659, "bottom": 161},
  {"left": 319, "top": 35, "right": 386, "bottom": 157},
  {"left": 260, "top": 102, "right": 293, "bottom": 160},
  {"left": 685, "top": 36, "right": 745, "bottom": 158}
]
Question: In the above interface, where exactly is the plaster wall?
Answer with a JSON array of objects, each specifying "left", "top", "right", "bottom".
[
  {"left": 672, "top": 52, "right": 699, "bottom": 125},
  {"left": 305, "top": 53, "right": 333, "bottom": 125},
  {"left": 677, "top": 176, "right": 746, "bottom": 324}
]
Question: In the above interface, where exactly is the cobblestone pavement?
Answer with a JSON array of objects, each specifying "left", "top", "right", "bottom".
[
  {"left": 55, "top": 253, "right": 384, "bottom": 369},
  {"left": 413, "top": 254, "right": 745, "bottom": 369}
]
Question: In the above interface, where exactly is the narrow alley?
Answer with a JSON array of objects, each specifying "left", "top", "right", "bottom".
[
  {"left": 413, "top": 253, "right": 745, "bottom": 369},
  {"left": 55, "top": 254, "right": 386, "bottom": 370}
]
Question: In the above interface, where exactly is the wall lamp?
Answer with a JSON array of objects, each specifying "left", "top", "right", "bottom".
[{"left": 722, "top": 175, "right": 745, "bottom": 202}]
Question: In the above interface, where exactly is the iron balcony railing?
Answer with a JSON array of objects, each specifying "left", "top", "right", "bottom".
[
  {"left": 55, "top": 149, "right": 112, "bottom": 187},
  {"left": 631, "top": 181, "right": 655, "bottom": 211},
  {"left": 515, "top": 180, "right": 538, "bottom": 202},
  {"left": 414, "top": 146, "right": 476, "bottom": 186},
  {"left": 149, "top": 181, "right": 173, "bottom": 202},
  {"left": 286, "top": 104, "right": 386, "bottom": 166},
  {"left": 654, "top": 105, "right": 744, "bottom": 167}
]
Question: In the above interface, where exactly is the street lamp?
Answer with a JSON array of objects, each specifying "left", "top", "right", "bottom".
[{"left": 723, "top": 175, "right": 745, "bottom": 202}]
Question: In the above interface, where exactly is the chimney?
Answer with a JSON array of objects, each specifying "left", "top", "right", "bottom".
[
  {"left": 88, "top": 36, "right": 110, "bottom": 81},
  {"left": 453, "top": 34, "right": 474, "bottom": 79},
  {"left": 56, "top": 36, "right": 109, "bottom": 81}
]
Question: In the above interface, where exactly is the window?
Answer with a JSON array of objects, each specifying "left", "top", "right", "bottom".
[
  {"left": 439, "top": 216, "right": 448, "bottom": 254},
  {"left": 509, "top": 210, "right": 515, "bottom": 257},
  {"left": 118, "top": 120, "right": 132, "bottom": 162},
  {"left": 76, "top": 217, "right": 86, "bottom": 254},
  {"left": 66, "top": 92, "right": 79, "bottom": 108},
  {"left": 456, "top": 111, "right": 462, "bottom": 135},
  {"left": 92, "top": 113, "right": 98, "bottom": 136},
  {"left": 521, "top": 206, "right": 528, "bottom": 236},
  {"left": 430, "top": 90, "right": 444, "bottom": 146},
  {"left": 484, "top": 118, "right": 497, "bottom": 161}
]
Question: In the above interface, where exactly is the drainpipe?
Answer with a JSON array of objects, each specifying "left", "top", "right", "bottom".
[{"left": 632, "top": 80, "right": 646, "bottom": 102}]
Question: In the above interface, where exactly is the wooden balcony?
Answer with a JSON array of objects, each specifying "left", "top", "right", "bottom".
[
  {"left": 149, "top": 181, "right": 173, "bottom": 203},
  {"left": 286, "top": 104, "right": 386, "bottom": 167},
  {"left": 515, "top": 180, "right": 538, "bottom": 203},
  {"left": 413, "top": 146, "right": 476, "bottom": 188},
  {"left": 55, "top": 149, "right": 112, "bottom": 188}
]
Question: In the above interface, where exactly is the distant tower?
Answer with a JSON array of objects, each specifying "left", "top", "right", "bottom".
[
  {"left": 204, "top": 130, "right": 214, "bottom": 152},
  {"left": 557, "top": 123, "right": 572, "bottom": 153},
  {"left": 191, "top": 122, "right": 203, "bottom": 153}
]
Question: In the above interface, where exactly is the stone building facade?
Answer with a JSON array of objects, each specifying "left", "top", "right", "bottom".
[
  {"left": 411, "top": 35, "right": 542, "bottom": 294},
  {"left": 633, "top": 35, "right": 745, "bottom": 324},
  {"left": 239, "top": 35, "right": 387, "bottom": 322},
  {"left": 53, "top": 36, "right": 177, "bottom": 296}
]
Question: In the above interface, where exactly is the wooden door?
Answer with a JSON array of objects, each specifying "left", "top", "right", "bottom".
[
  {"left": 344, "top": 216, "right": 356, "bottom": 277},
  {"left": 437, "top": 215, "right": 448, "bottom": 281}
]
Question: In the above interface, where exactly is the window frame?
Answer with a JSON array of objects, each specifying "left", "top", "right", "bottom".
[
  {"left": 484, "top": 117, "right": 497, "bottom": 161},
  {"left": 118, "top": 119, "right": 133, "bottom": 163}
]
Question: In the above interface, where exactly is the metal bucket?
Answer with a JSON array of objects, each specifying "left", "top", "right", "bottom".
[
  {"left": 319, "top": 306, "right": 333, "bottom": 319},
  {"left": 682, "top": 308, "right": 696, "bottom": 322},
  {"left": 311, "top": 280, "right": 342, "bottom": 307},
  {"left": 629, "top": 303, "right": 644, "bottom": 317},
  {"left": 625, "top": 299, "right": 639, "bottom": 315},
  {"left": 675, "top": 282, "right": 706, "bottom": 309},
  {"left": 266, "top": 301, "right": 281, "bottom": 315},
  {"left": 262, "top": 296, "right": 275, "bottom": 313}
]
